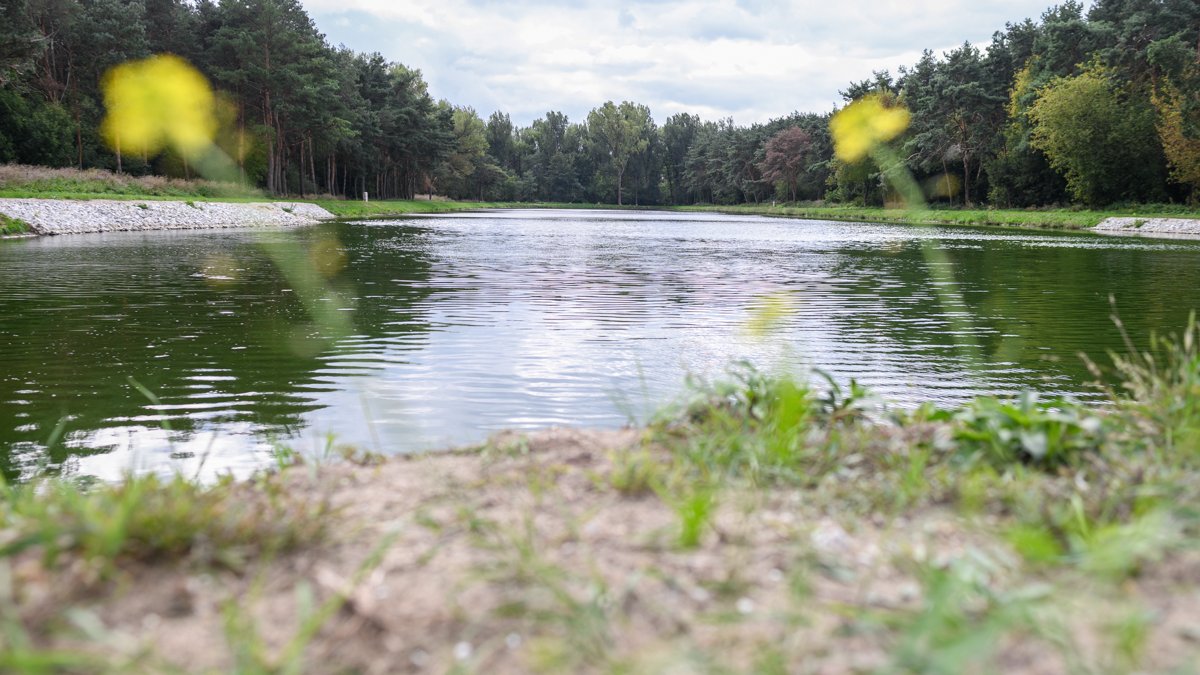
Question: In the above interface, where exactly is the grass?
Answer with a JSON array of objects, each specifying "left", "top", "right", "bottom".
[
  {"left": 0, "top": 164, "right": 264, "bottom": 200},
  {"left": 311, "top": 198, "right": 510, "bottom": 218},
  {"left": 642, "top": 349, "right": 1199, "bottom": 568},
  {"left": 311, "top": 199, "right": 622, "bottom": 219},
  {"left": 0, "top": 470, "right": 330, "bottom": 574},
  {"left": 672, "top": 202, "right": 1200, "bottom": 230},
  {"left": 0, "top": 212, "right": 29, "bottom": 235}
]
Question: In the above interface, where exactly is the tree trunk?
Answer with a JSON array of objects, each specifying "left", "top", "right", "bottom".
[
  {"left": 309, "top": 137, "right": 317, "bottom": 195},
  {"left": 962, "top": 155, "right": 971, "bottom": 207}
]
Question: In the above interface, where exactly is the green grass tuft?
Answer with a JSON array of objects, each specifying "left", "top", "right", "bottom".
[
  {"left": 0, "top": 212, "right": 29, "bottom": 235},
  {"left": 0, "top": 471, "right": 329, "bottom": 573}
]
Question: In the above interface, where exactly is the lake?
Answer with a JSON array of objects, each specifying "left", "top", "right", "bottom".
[{"left": 2, "top": 209, "right": 1198, "bottom": 481}]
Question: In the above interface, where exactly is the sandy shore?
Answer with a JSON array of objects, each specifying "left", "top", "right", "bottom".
[{"left": 9, "top": 426, "right": 1199, "bottom": 674}]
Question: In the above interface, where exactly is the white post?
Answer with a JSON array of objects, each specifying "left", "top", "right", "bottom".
[{"left": 363, "top": 191, "right": 369, "bottom": 203}]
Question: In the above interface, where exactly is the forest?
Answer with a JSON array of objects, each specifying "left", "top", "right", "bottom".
[{"left": 0, "top": 0, "right": 1198, "bottom": 207}]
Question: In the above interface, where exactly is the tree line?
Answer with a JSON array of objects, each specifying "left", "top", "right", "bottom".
[{"left": 0, "top": 0, "right": 1197, "bottom": 206}]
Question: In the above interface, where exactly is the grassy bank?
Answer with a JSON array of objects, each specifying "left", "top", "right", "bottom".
[
  {"left": 315, "top": 200, "right": 623, "bottom": 219},
  {"left": 675, "top": 202, "right": 1200, "bottom": 230},
  {"left": 0, "top": 165, "right": 265, "bottom": 200},
  {"left": 0, "top": 212, "right": 29, "bottom": 235},
  {"left": 5, "top": 323, "right": 1200, "bottom": 672}
]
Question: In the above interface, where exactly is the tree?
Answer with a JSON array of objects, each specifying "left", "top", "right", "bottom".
[
  {"left": 758, "top": 127, "right": 813, "bottom": 202},
  {"left": 435, "top": 105, "right": 492, "bottom": 199},
  {"left": 485, "top": 111, "right": 515, "bottom": 171},
  {"left": 0, "top": 0, "right": 41, "bottom": 89},
  {"left": 586, "top": 101, "right": 651, "bottom": 205},
  {"left": 660, "top": 113, "right": 699, "bottom": 203},
  {"left": 1030, "top": 64, "right": 1166, "bottom": 205},
  {"left": 1153, "top": 81, "right": 1200, "bottom": 199},
  {"left": 900, "top": 44, "right": 1005, "bottom": 205}
]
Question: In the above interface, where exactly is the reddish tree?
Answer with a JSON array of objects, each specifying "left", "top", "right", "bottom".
[{"left": 758, "top": 127, "right": 813, "bottom": 202}]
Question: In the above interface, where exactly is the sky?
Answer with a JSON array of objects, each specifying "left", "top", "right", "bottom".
[{"left": 301, "top": 0, "right": 1088, "bottom": 127}]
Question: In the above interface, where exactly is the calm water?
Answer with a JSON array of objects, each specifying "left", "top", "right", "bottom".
[{"left": 2, "top": 209, "right": 1199, "bottom": 480}]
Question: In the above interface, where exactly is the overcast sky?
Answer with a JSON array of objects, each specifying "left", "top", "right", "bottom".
[{"left": 301, "top": 0, "right": 1088, "bottom": 127}]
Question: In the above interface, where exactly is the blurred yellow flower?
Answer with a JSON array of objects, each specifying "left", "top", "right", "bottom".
[
  {"left": 830, "top": 95, "right": 911, "bottom": 163},
  {"left": 747, "top": 291, "right": 798, "bottom": 337},
  {"left": 100, "top": 55, "right": 216, "bottom": 160}
]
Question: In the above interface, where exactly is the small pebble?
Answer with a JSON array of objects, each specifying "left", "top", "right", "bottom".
[
  {"left": 454, "top": 641, "right": 473, "bottom": 661},
  {"left": 736, "top": 597, "right": 755, "bottom": 615},
  {"left": 506, "top": 633, "right": 522, "bottom": 649}
]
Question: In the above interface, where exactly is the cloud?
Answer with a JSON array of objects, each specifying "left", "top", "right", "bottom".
[{"left": 303, "top": 0, "right": 1088, "bottom": 126}]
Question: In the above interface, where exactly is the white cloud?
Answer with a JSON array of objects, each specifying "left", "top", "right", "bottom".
[{"left": 303, "top": 0, "right": 1087, "bottom": 126}]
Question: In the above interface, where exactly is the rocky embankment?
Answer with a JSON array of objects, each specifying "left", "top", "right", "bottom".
[
  {"left": 0, "top": 198, "right": 333, "bottom": 235},
  {"left": 1094, "top": 217, "right": 1200, "bottom": 237}
]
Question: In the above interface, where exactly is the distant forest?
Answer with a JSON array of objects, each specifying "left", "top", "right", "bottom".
[{"left": 0, "top": 0, "right": 1198, "bottom": 206}]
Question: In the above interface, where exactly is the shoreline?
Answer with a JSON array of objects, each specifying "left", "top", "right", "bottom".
[{"left": 4, "top": 196, "right": 1200, "bottom": 240}]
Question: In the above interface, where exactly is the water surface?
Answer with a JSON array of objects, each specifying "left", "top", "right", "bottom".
[{"left": 2, "top": 209, "right": 1198, "bottom": 480}]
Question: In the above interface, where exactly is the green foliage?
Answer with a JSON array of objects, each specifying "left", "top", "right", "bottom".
[
  {"left": 1151, "top": 72, "right": 1200, "bottom": 199},
  {"left": 886, "top": 560, "right": 1045, "bottom": 674},
  {"left": 0, "top": 90, "right": 74, "bottom": 167},
  {"left": 434, "top": 105, "right": 500, "bottom": 200},
  {"left": 901, "top": 44, "right": 1006, "bottom": 206},
  {"left": 952, "top": 392, "right": 1106, "bottom": 467},
  {"left": 0, "top": 213, "right": 28, "bottom": 235},
  {"left": 586, "top": 101, "right": 653, "bottom": 205},
  {"left": 658, "top": 482, "right": 717, "bottom": 549},
  {"left": 0, "top": 471, "right": 328, "bottom": 572},
  {"left": 1103, "top": 313, "right": 1200, "bottom": 455},
  {"left": 606, "top": 449, "right": 665, "bottom": 497},
  {"left": 1030, "top": 65, "right": 1167, "bottom": 206}
]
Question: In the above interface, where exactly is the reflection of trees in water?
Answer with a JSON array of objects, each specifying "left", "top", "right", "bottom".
[
  {"left": 0, "top": 223, "right": 436, "bottom": 480},
  {"left": 823, "top": 235, "right": 1200, "bottom": 389}
]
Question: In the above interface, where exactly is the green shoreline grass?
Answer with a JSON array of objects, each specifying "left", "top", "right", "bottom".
[
  {"left": 0, "top": 212, "right": 29, "bottom": 235},
  {"left": 672, "top": 202, "right": 1200, "bottom": 230}
]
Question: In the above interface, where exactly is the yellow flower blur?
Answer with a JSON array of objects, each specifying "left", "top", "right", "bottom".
[
  {"left": 746, "top": 291, "right": 797, "bottom": 337},
  {"left": 830, "top": 94, "right": 911, "bottom": 163},
  {"left": 100, "top": 55, "right": 216, "bottom": 159}
]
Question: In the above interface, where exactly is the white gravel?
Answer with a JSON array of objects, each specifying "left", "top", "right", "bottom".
[
  {"left": 0, "top": 198, "right": 334, "bottom": 235},
  {"left": 1094, "top": 217, "right": 1200, "bottom": 238}
]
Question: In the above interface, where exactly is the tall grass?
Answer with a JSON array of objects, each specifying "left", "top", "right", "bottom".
[{"left": 0, "top": 164, "right": 263, "bottom": 200}]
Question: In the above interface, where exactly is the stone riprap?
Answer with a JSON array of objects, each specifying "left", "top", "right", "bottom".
[
  {"left": 0, "top": 198, "right": 333, "bottom": 235},
  {"left": 1094, "top": 217, "right": 1200, "bottom": 237}
]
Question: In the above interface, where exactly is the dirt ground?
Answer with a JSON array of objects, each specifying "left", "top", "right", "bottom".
[{"left": 11, "top": 427, "right": 1200, "bottom": 673}]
